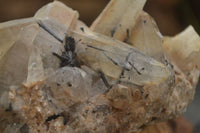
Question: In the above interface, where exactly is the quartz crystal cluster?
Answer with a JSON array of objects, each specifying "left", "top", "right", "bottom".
[{"left": 0, "top": 0, "right": 199, "bottom": 133}]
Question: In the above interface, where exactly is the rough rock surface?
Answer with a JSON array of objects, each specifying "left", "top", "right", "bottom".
[
  {"left": 0, "top": 1, "right": 199, "bottom": 133},
  {"left": 140, "top": 116, "right": 193, "bottom": 133}
]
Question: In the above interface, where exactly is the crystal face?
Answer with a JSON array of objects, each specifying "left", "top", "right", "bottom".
[
  {"left": 70, "top": 31, "right": 171, "bottom": 86},
  {"left": 0, "top": 1, "right": 199, "bottom": 133}
]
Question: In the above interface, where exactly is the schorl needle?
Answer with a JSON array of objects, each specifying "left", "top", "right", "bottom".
[{"left": 37, "top": 20, "right": 63, "bottom": 43}]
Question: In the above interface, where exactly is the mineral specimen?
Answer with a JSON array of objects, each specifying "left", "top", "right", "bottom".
[{"left": 0, "top": 0, "right": 199, "bottom": 133}]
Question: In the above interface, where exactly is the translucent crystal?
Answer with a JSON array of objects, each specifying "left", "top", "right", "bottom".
[
  {"left": 30, "top": 21, "right": 64, "bottom": 75},
  {"left": 91, "top": 2, "right": 164, "bottom": 63},
  {"left": 70, "top": 30, "right": 171, "bottom": 86},
  {"left": 0, "top": 23, "right": 39, "bottom": 107},
  {"left": 129, "top": 11, "right": 164, "bottom": 62},
  {"left": 0, "top": 18, "right": 36, "bottom": 62},
  {"left": 164, "top": 26, "right": 200, "bottom": 73},
  {"left": 34, "top": 1, "right": 79, "bottom": 29},
  {"left": 26, "top": 0, "right": 79, "bottom": 84},
  {"left": 40, "top": 67, "right": 89, "bottom": 111},
  {"left": 26, "top": 45, "right": 45, "bottom": 84},
  {"left": 91, "top": 0, "right": 146, "bottom": 41}
]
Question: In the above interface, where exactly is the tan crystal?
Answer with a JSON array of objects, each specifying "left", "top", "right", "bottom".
[
  {"left": 34, "top": 1, "right": 79, "bottom": 29},
  {"left": 129, "top": 11, "right": 164, "bottom": 62},
  {"left": 70, "top": 30, "right": 171, "bottom": 86},
  {"left": 91, "top": 0, "right": 146, "bottom": 41},
  {"left": 164, "top": 26, "right": 200, "bottom": 73},
  {"left": 0, "top": 22, "right": 39, "bottom": 96}
]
